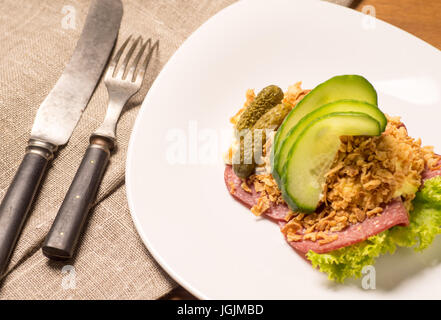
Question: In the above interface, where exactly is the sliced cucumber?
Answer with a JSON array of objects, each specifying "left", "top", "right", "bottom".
[
  {"left": 273, "top": 75, "right": 378, "bottom": 159},
  {"left": 282, "top": 112, "right": 381, "bottom": 212},
  {"left": 273, "top": 100, "right": 386, "bottom": 186}
]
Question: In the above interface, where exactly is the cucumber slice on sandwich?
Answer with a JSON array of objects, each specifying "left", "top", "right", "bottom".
[
  {"left": 272, "top": 75, "right": 378, "bottom": 182},
  {"left": 282, "top": 112, "right": 382, "bottom": 212},
  {"left": 273, "top": 100, "right": 386, "bottom": 187}
]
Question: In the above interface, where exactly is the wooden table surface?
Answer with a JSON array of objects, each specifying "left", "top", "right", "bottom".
[{"left": 163, "top": 0, "right": 441, "bottom": 300}]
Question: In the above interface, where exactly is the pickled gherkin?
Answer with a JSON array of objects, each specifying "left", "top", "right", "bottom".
[
  {"left": 232, "top": 132, "right": 255, "bottom": 178},
  {"left": 235, "top": 85, "right": 284, "bottom": 131},
  {"left": 233, "top": 101, "right": 291, "bottom": 178},
  {"left": 253, "top": 103, "right": 292, "bottom": 130}
]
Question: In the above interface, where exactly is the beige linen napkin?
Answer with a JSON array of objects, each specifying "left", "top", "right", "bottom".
[
  {"left": 0, "top": 0, "right": 237, "bottom": 300},
  {"left": 0, "top": 0, "right": 353, "bottom": 299}
]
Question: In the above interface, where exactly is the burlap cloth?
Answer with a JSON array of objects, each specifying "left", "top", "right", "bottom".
[{"left": 0, "top": 0, "right": 352, "bottom": 299}]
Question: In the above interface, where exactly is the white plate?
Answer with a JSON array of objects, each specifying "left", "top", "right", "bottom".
[{"left": 126, "top": 0, "right": 441, "bottom": 299}]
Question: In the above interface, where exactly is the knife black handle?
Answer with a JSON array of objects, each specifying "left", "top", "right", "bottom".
[
  {"left": 42, "top": 136, "right": 113, "bottom": 260},
  {"left": 0, "top": 140, "right": 56, "bottom": 277}
]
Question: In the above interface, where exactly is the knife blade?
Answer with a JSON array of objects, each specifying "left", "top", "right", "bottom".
[
  {"left": 0, "top": 0, "right": 123, "bottom": 277},
  {"left": 32, "top": 0, "right": 123, "bottom": 145}
]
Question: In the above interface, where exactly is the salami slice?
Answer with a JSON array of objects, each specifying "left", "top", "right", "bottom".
[
  {"left": 284, "top": 199, "right": 409, "bottom": 254},
  {"left": 224, "top": 165, "right": 289, "bottom": 221},
  {"left": 422, "top": 169, "right": 441, "bottom": 181},
  {"left": 225, "top": 165, "right": 409, "bottom": 254},
  {"left": 421, "top": 158, "right": 441, "bottom": 182}
]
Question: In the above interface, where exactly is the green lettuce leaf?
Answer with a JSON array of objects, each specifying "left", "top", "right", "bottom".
[
  {"left": 307, "top": 232, "right": 396, "bottom": 282},
  {"left": 306, "top": 176, "right": 441, "bottom": 282}
]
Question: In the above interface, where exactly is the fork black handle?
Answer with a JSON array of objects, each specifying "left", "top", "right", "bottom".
[
  {"left": 42, "top": 136, "right": 113, "bottom": 260},
  {"left": 0, "top": 140, "right": 56, "bottom": 277}
]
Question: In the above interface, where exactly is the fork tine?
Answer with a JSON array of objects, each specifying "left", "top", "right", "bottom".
[
  {"left": 135, "top": 40, "right": 159, "bottom": 84},
  {"left": 105, "top": 35, "right": 132, "bottom": 79},
  {"left": 117, "top": 36, "right": 142, "bottom": 79},
  {"left": 127, "top": 38, "right": 151, "bottom": 82}
]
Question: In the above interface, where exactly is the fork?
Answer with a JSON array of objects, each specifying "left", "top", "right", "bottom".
[{"left": 42, "top": 35, "right": 159, "bottom": 260}]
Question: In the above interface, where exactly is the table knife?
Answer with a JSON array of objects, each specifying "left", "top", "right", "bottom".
[{"left": 0, "top": 0, "right": 123, "bottom": 277}]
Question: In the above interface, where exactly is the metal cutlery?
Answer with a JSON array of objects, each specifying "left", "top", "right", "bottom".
[
  {"left": 42, "top": 35, "right": 159, "bottom": 260},
  {"left": 0, "top": 0, "right": 122, "bottom": 277}
]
